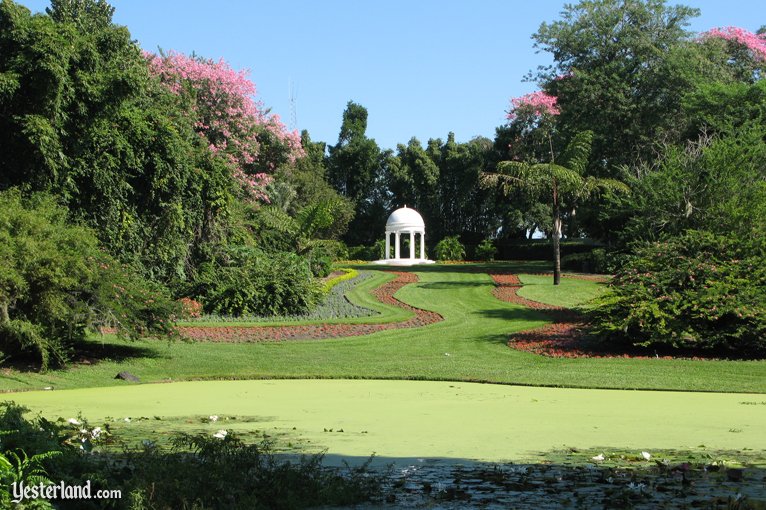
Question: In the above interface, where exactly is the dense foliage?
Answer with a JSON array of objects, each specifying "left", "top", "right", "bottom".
[
  {"left": 0, "top": 190, "right": 178, "bottom": 370},
  {"left": 587, "top": 232, "right": 766, "bottom": 357},
  {"left": 0, "top": 0, "right": 232, "bottom": 283},
  {"left": 0, "top": 402, "right": 381, "bottom": 509},
  {"left": 188, "top": 248, "right": 322, "bottom": 317}
]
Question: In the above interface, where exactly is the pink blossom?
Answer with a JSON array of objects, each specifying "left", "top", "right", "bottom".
[
  {"left": 700, "top": 26, "right": 766, "bottom": 61},
  {"left": 507, "top": 91, "right": 560, "bottom": 120},
  {"left": 144, "top": 50, "right": 304, "bottom": 201}
]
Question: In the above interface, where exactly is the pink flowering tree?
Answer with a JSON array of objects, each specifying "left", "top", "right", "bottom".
[
  {"left": 145, "top": 51, "right": 304, "bottom": 201},
  {"left": 501, "top": 90, "right": 561, "bottom": 165},
  {"left": 507, "top": 90, "right": 560, "bottom": 121},
  {"left": 701, "top": 26, "right": 766, "bottom": 62}
]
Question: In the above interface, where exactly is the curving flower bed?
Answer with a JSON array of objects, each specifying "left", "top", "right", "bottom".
[
  {"left": 179, "top": 271, "right": 443, "bottom": 342},
  {"left": 490, "top": 272, "right": 661, "bottom": 359}
]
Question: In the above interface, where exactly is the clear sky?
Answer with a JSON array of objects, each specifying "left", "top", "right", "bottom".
[{"left": 17, "top": 0, "right": 766, "bottom": 150}]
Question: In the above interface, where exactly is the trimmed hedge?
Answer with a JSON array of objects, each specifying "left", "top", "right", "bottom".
[{"left": 494, "top": 239, "right": 602, "bottom": 261}]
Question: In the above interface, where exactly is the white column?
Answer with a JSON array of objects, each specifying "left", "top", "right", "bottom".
[
  {"left": 394, "top": 232, "right": 400, "bottom": 259},
  {"left": 420, "top": 231, "right": 425, "bottom": 259},
  {"left": 409, "top": 231, "right": 415, "bottom": 259},
  {"left": 385, "top": 231, "right": 390, "bottom": 259}
]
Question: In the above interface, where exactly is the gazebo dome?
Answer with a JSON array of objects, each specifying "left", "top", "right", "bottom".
[{"left": 385, "top": 206, "right": 425, "bottom": 231}]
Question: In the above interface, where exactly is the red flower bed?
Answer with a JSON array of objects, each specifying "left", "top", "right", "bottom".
[
  {"left": 489, "top": 272, "right": 675, "bottom": 359},
  {"left": 179, "top": 271, "right": 443, "bottom": 342}
]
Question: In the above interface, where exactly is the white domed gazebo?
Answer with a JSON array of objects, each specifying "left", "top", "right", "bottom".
[{"left": 372, "top": 206, "right": 435, "bottom": 266}]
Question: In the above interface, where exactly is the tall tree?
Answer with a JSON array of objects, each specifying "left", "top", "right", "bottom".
[
  {"left": 327, "top": 101, "right": 385, "bottom": 245},
  {"left": 0, "top": 1, "right": 231, "bottom": 282},
  {"left": 387, "top": 137, "right": 439, "bottom": 216},
  {"left": 484, "top": 131, "right": 628, "bottom": 285},
  {"left": 46, "top": 0, "right": 114, "bottom": 30},
  {"left": 534, "top": 0, "right": 701, "bottom": 174}
]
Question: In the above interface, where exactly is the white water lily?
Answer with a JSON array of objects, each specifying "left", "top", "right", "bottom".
[
  {"left": 67, "top": 418, "right": 81, "bottom": 426},
  {"left": 641, "top": 451, "right": 651, "bottom": 460},
  {"left": 209, "top": 415, "right": 219, "bottom": 422},
  {"left": 591, "top": 453, "right": 605, "bottom": 461},
  {"left": 213, "top": 429, "right": 228, "bottom": 439}
]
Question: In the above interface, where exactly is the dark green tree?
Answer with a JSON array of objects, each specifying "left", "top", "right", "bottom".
[
  {"left": 386, "top": 137, "right": 439, "bottom": 222},
  {"left": 327, "top": 101, "right": 386, "bottom": 245},
  {"left": 0, "top": 189, "right": 178, "bottom": 370},
  {"left": 0, "top": 0, "right": 233, "bottom": 284},
  {"left": 46, "top": 0, "right": 114, "bottom": 30},
  {"left": 534, "top": 0, "right": 701, "bottom": 174}
]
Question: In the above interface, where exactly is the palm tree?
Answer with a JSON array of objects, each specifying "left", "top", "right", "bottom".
[{"left": 483, "top": 131, "right": 628, "bottom": 285}]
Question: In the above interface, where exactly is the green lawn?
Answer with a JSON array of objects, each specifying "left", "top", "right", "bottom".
[
  {"left": 2, "top": 262, "right": 765, "bottom": 394},
  {"left": 517, "top": 273, "right": 607, "bottom": 309}
]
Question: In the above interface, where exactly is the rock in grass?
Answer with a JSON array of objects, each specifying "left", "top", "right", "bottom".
[{"left": 115, "top": 371, "right": 140, "bottom": 382}]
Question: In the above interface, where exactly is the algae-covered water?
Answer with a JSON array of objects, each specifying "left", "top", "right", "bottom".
[{"left": 8, "top": 379, "right": 766, "bottom": 463}]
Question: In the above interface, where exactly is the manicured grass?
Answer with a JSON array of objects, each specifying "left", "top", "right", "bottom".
[
  {"left": 517, "top": 273, "right": 608, "bottom": 309},
  {"left": 8, "top": 380, "right": 766, "bottom": 463},
  {"left": 1, "top": 262, "right": 766, "bottom": 394}
]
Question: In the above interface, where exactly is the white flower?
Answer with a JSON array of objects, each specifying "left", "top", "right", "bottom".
[
  {"left": 67, "top": 418, "right": 81, "bottom": 426},
  {"left": 209, "top": 415, "right": 219, "bottom": 422},
  {"left": 213, "top": 429, "right": 228, "bottom": 439},
  {"left": 444, "top": 353, "right": 451, "bottom": 357},
  {"left": 79, "top": 428, "right": 88, "bottom": 435},
  {"left": 91, "top": 427, "right": 102, "bottom": 439},
  {"left": 123, "top": 417, "right": 131, "bottom": 423},
  {"left": 641, "top": 451, "right": 651, "bottom": 460},
  {"left": 43, "top": 387, "right": 53, "bottom": 390},
  {"left": 591, "top": 453, "right": 605, "bottom": 461}
]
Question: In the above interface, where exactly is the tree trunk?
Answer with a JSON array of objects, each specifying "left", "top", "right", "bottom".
[
  {"left": 0, "top": 298, "right": 9, "bottom": 323},
  {"left": 552, "top": 183, "right": 562, "bottom": 286}
]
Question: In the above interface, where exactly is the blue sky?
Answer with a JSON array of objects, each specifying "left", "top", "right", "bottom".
[{"left": 18, "top": 0, "right": 766, "bottom": 150}]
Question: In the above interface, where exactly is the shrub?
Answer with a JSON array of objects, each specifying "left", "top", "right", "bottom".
[
  {"left": 475, "top": 239, "right": 497, "bottom": 261},
  {"left": 434, "top": 236, "right": 466, "bottom": 261},
  {"left": 586, "top": 231, "right": 766, "bottom": 357},
  {"left": 0, "top": 190, "right": 179, "bottom": 370},
  {"left": 190, "top": 248, "right": 323, "bottom": 316}
]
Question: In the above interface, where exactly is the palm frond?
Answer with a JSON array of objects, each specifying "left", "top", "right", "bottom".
[
  {"left": 583, "top": 177, "right": 631, "bottom": 196},
  {"left": 258, "top": 205, "right": 298, "bottom": 236},
  {"left": 560, "top": 130, "right": 593, "bottom": 175}
]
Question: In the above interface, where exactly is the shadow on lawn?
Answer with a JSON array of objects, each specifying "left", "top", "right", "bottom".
[
  {"left": 3, "top": 338, "right": 165, "bottom": 373},
  {"left": 476, "top": 306, "right": 550, "bottom": 323}
]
